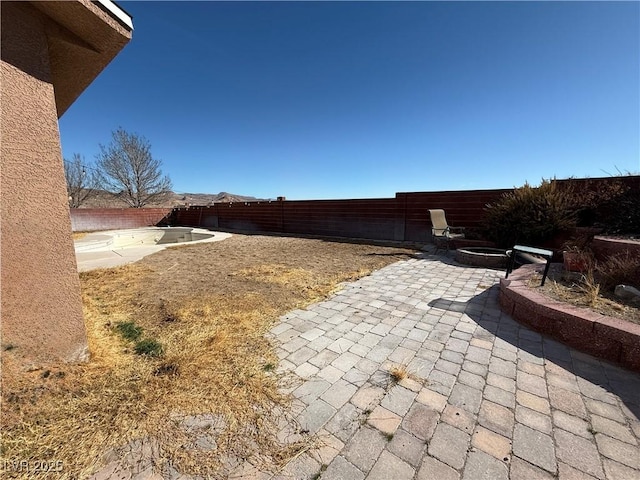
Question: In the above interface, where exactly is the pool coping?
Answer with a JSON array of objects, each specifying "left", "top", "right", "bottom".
[
  {"left": 74, "top": 227, "right": 232, "bottom": 272},
  {"left": 499, "top": 263, "right": 640, "bottom": 372}
]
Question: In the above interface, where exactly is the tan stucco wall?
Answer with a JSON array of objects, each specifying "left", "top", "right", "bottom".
[
  {"left": 1, "top": 2, "right": 131, "bottom": 364},
  {"left": 1, "top": 2, "right": 87, "bottom": 363}
]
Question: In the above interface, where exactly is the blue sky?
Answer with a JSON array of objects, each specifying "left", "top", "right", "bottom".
[{"left": 59, "top": 1, "right": 640, "bottom": 200}]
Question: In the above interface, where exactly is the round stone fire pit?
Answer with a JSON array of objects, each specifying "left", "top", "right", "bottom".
[{"left": 456, "top": 247, "right": 508, "bottom": 269}]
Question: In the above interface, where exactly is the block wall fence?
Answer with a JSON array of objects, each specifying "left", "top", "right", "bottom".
[
  {"left": 70, "top": 176, "right": 640, "bottom": 243},
  {"left": 71, "top": 208, "right": 173, "bottom": 232}
]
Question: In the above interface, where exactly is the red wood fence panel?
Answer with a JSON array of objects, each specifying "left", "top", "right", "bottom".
[{"left": 74, "top": 176, "right": 640, "bottom": 243}]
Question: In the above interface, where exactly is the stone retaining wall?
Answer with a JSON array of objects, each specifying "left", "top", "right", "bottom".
[
  {"left": 500, "top": 264, "right": 640, "bottom": 372},
  {"left": 71, "top": 208, "right": 173, "bottom": 232},
  {"left": 592, "top": 236, "right": 640, "bottom": 260}
]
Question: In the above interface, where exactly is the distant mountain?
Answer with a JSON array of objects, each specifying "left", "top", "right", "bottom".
[
  {"left": 171, "top": 192, "right": 263, "bottom": 207},
  {"left": 76, "top": 190, "right": 264, "bottom": 208}
]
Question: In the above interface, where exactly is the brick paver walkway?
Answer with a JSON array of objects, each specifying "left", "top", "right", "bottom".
[{"left": 252, "top": 253, "right": 640, "bottom": 480}]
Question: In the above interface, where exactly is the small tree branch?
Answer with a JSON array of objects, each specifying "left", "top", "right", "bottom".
[{"left": 64, "top": 153, "right": 100, "bottom": 208}]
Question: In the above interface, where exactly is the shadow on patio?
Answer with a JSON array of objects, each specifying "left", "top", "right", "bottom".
[{"left": 428, "top": 286, "right": 640, "bottom": 422}]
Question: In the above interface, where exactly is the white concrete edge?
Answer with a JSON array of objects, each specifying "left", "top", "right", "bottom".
[{"left": 75, "top": 227, "right": 232, "bottom": 271}]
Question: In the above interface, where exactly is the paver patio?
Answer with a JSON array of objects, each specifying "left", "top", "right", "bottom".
[{"left": 245, "top": 252, "right": 640, "bottom": 480}]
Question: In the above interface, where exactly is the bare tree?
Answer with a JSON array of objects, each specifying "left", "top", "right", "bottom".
[
  {"left": 64, "top": 153, "right": 100, "bottom": 208},
  {"left": 96, "top": 128, "right": 172, "bottom": 208}
]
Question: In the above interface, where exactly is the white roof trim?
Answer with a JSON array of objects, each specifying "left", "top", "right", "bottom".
[{"left": 95, "top": 0, "right": 133, "bottom": 30}]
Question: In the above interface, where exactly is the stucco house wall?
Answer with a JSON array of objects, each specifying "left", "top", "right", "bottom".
[{"left": 1, "top": 1, "right": 132, "bottom": 364}]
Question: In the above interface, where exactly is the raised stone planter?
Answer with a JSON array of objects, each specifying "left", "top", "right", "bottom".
[
  {"left": 500, "top": 264, "right": 640, "bottom": 372},
  {"left": 592, "top": 235, "right": 640, "bottom": 260}
]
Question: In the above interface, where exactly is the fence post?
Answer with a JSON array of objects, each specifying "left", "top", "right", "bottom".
[{"left": 394, "top": 193, "right": 407, "bottom": 242}]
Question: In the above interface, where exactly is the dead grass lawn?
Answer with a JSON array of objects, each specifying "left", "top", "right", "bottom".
[{"left": 1, "top": 234, "right": 416, "bottom": 478}]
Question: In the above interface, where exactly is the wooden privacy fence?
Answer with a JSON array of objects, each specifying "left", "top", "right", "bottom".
[
  {"left": 172, "top": 188, "right": 510, "bottom": 242},
  {"left": 72, "top": 177, "right": 640, "bottom": 241}
]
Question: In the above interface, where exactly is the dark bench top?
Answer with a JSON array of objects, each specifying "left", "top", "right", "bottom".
[{"left": 507, "top": 245, "right": 554, "bottom": 286}]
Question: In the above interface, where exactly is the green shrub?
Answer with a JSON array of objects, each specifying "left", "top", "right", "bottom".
[
  {"left": 484, "top": 180, "right": 576, "bottom": 248},
  {"left": 134, "top": 338, "right": 164, "bottom": 357},
  {"left": 115, "top": 321, "right": 143, "bottom": 341}
]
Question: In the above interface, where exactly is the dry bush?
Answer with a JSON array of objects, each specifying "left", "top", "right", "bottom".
[
  {"left": 578, "top": 269, "right": 601, "bottom": 308},
  {"left": 597, "top": 187, "right": 640, "bottom": 234},
  {"left": 561, "top": 177, "right": 628, "bottom": 227},
  {"left": 595, "top": 252, "right": 640, "bottom": 292},
  {"left": 484, "top": 179, "right": 576, "bottom": 248}
]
